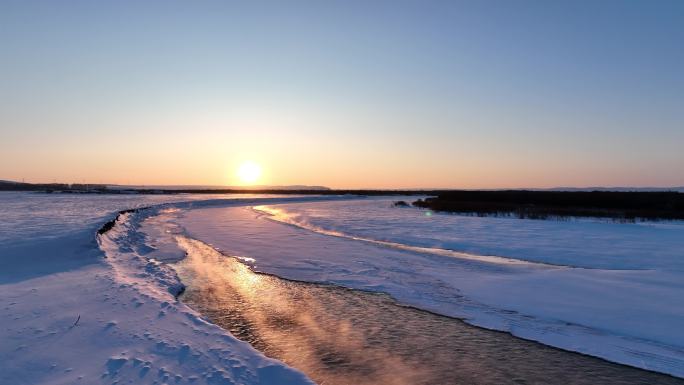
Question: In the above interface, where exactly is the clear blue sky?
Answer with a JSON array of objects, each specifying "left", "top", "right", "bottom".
[{"left": 1, "top": 0, "right": 682, "bottom": 188}]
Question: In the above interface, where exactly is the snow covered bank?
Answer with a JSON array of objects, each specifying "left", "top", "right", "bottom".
[
  {"left": 173, "top": 200, "right": 684, "bottom": 378},
  {"left": 0, "top": 264, "right": 313, "bottom": 385},
  {"left": 258, "top": 198, "right": 684, "bottom": 270},
  {"left": 173, "top": 235, "right": 684, "bottom": 385},
  {"left": 5, "top": 192, "right": 683, "bottom": 382},
  {"left": 0, "top": 193, "right": 320, "bottom": 385}
]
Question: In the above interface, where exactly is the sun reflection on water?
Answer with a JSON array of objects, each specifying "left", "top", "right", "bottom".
[
  {"left": 174, "top": 236, "right": 428, "bottom": 385},
  {"left": 172, "top": 236, "right": 684, "bottom": 385}
]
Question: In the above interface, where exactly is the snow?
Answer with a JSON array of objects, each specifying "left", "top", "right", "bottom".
[
  {"left": 0, "top": 192, "right": 316, "bottom": 385},
  {"left": 3, "top": 192, "right": 684, "bottom": 382},
  {"left": 259, "top": 198, "right": 684, "bottom": 270},
  {"left": 0, "top": 265, "right": 311, "bottom": 385},
  {"left": 170, "top": 198, "right": 684, "bottom": 378}
]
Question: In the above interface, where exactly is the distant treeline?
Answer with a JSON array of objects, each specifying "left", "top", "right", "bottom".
[
  {"left": 4, "top": 180, "right": 684, "bottom": 221},
  {"left": 124, "top": 188, "right": 439, "bottom": 195},
  {"left": 0, "top": 181, "right": 444, "bottom": 196},
  {"left": 412, "top": 190, "right": 684, "bottom": 221},
  {"left": 0, "top": 181, "right": 107, "bottom": 192}
]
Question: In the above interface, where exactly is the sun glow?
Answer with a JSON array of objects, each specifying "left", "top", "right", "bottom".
[{"left": 236, "top": 161, "right": 262, "bottom": 185}]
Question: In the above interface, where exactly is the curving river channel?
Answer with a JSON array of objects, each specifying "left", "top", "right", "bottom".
[{"left": 172, "top": 236, "right": 683, "bottom": 385}]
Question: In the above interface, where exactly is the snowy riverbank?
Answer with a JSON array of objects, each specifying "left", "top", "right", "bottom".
[
  {"left": 175, "top": 198, "right": 684, "bottom": 378},
  {"left": 2, "top": 192, "right": 684, "bottom": 383},
  {"left": 0, "top": 193, "right": 319, "bottom": 385}
]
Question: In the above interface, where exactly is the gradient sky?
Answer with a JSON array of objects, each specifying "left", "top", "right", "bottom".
[{"left": 1, "top": 0, "right": 683, "bottom": 188}]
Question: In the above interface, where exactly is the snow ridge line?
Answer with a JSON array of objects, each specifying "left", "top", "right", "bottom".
[
  {"left": 97, "top": 207, "right": 149, "bottom": 236},
  {"left": 96, "top": 195, "right": 358, "bottom": 238},
  {"left": 252, "top": 205, "right": 560, "bottom": 268},
  {"left": 88, "top": 200, "right": 318, "bottom": 385},
  {"left": 96, "top": 206, "right": 184, "bottom": 297},
  {"left": 94, "top": 196, "right": 362, "bottom": 295}
]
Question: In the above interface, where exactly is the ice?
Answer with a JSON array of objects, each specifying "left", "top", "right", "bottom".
[
  {"left": 259, "top": 198, "right": 684, "bottom": 270},
  {"left": 3, "top": 191, "right": 684, "bottom": 381},
  {"left": 0, "top": 192, "right": 316, "bottom": 385},
  {"left": 174, "top": 198, "right": 684, "bottom": 377}
]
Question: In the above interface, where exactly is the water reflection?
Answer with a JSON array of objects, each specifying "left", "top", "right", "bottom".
[{"left": 173, "top": 237, "right": 683, "bottom": 385}]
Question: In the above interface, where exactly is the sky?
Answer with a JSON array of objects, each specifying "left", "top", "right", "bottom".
[{"left": 1, "top": 0, "right": 683, "bottom": 189}]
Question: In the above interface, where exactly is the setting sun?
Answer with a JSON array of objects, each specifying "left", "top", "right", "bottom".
[
  {"left": 2, "top": 2, "right": 684, "bottom": 384},
  {"left": 236, "top": 161, "right": 262, "bottom": 185}
]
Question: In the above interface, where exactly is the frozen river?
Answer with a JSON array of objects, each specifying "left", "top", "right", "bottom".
[
  {"left": 2, "top": 192, "right": 684, "bottom": 383},
  {"left": 174, "top": 235, "right": 683, "bottom": 385}
]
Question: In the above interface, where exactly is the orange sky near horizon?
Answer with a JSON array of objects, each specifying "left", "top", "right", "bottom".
[
  {"left": 2, "top": 2, "right": 683, "bottom": 190},
  {"left": 1, "top": 103, "right": 680, "bottom": 189},
  {"left": 1, "top": 137, "right": 677, "bottom": 189}
]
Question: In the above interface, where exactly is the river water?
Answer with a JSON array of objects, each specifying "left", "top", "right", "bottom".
[{"left": 173, "top": 236, "right": 683, "bottom": 385}]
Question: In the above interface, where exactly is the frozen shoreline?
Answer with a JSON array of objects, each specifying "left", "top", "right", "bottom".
[
  {"left": 173, "top": 200, "right": 684, "bottom": 378},
  {"left": 174, "top": 235, "right": 684, "bottom": 385},
  {"left": 0, "top": 194, "right": 329, "bottom": 385},
  {"left": 2, "top": 193, "right": 684, "bottom": 383}
]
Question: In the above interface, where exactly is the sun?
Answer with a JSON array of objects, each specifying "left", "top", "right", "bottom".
[{"left": 236, "top": 161, "right": 262, "bottom": 185}]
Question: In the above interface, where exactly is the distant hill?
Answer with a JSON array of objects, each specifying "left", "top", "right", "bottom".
[
  {"left": 0, "top": 180, "right": 32, "bottom": 190},
  {"left": 107, "top": 184, "right": 331, "bottom": 191},
  {"left": 0, "top": 180, "right": 106, "bottom": 191},
  {"left": 0, "top": 180, "right": 330, "bottom": 192},
  {"left": 2, "top": 179, "right": 683, "bottom": 194}
]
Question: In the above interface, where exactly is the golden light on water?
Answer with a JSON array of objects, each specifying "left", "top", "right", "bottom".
[
  {"left": 236, "top": 161, "right": 262, "bottom": 185},
  {"left": 173, "top": 236, "right": 425, "bottom": 385},
  {"left": 172, "top": 235, "right": 674, "bottom": 385}
]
